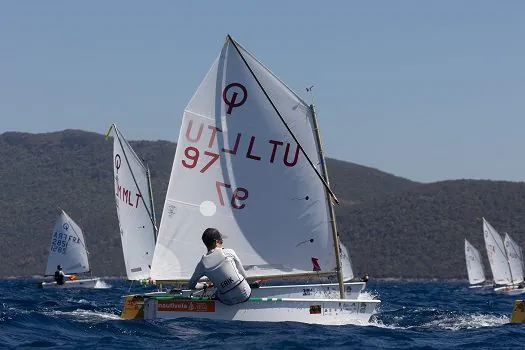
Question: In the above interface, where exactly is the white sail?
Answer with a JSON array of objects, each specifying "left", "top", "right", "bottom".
[
  {"left": 45, "top": 210, "right": 90, "bottom": 276},
  {"left": 340, "top": 243, "right": 355, "bottom": 281},
  {"left": 504, "top": 233, "right": 524, "bottom": 284},
  {"left": 483, "top": 218, "right": 512, "bottom": 285},
  {"left": 151, "top": 38, "right": 338, "bottom": 281},
  {"left": 111, "top": 125, "right": 157, "bottom": 280},
  {"left": 464, "top": 239, "right": 485, "bottom": 285}
]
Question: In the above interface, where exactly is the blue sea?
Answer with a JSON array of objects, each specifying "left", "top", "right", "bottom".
[{"left": 0, "top": 279, "right": 523, "bottom": 349}]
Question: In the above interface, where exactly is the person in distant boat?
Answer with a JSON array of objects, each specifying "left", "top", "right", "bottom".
[
  {"left": 54, "top": 265, "right": 66, "bottom": 285},
  {"left": 361, "top": 273, "right": 369, "bottom": 283},
  {"left": 187, "top": 228, "right": 251, "bottom": 305}
]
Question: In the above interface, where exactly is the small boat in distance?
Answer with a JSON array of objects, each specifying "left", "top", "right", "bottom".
[
  {"left": 464, "top": 239, "right": 491, "bottom": 289},
  {"left": 39, "top": 210, "right": 101, "bottom": 289}
]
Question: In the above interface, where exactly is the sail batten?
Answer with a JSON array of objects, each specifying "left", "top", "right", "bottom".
[{"left": 151, "top": 37, "right": 340, "bottom": 281}]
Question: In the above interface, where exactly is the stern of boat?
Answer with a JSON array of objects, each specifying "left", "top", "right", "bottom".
[
  {"left": 511, "top": 300, "right": 525, "bottom": 323},
  {"left": 121, "top": 295, "right": 145, "bottom": 320}
]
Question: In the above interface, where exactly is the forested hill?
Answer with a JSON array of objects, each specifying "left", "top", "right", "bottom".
[{"left": 1, "top": 129, "right": 522, "bottom": 280}]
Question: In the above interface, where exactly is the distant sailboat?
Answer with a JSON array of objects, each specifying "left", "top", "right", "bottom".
[
  {"left": 482, "top": 218, "right": 524, "bottom": 295},
  {"left": 499, "top": 233, "right": 525, "bottom": 295},
  {"left": 483, "top": 218, "right": 512, "bottom": 286},
  {"left": 107, "top": 124, "right": 157, "bottom": 283},
  {"left": 464, "top": 239, "right": 490, "bottom": 288},
  {"left": 39, "top": 210, "right": 101, "bottom": 288}
]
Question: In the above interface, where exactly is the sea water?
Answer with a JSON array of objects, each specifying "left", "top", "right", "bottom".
[{"left": 0, "top": 279, "right": 522, "bottom": 349}]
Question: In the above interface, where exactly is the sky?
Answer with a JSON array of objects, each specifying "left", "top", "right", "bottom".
[{"left": 1, "top": 1, "right": 524, "bottom": 183}]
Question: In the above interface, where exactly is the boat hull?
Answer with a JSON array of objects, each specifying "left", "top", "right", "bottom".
[
  {"left": 494, "top": 284, "right": 525, "bottom": 295},
  {"left": 38, "top": 278, "right": 101, "bottom": 289},
  {"left": 123, "top": 294, "right": 379, "bottom": 325},
  {"left": 468, "top": 284, "right": 493, "bottom": 289}
]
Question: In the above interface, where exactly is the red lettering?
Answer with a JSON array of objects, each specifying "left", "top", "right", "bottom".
[
  {"left": 135, "top": 193, "right": 142, "bottom": 208},
  {"left": 269, "top": 140, "right": 283, "bottom": 163},
  {"left": 122, "top": 188, "right": 131, "bottom": 206},
  {"left": 284, "top": 143, "right": 300, "bottom": 167},
  {"left": 116, "top": 184, "right": 122, "bottom": 198},
  {"left": 182, "top": 146, "right": 199, "bottom": 169},
  {"left": 246, "top": 136, "right": 261, "bottom": 161},
  {"left": 201, "top": 151, "right": 219, "bottom": 173},
  {"left": 222, "top": 133, "right": 241, "bottom": 155},
  {"left": 185, "top": 120, "right": 203, "bottom": 143},
  {"left": 207, "top": 126, "right": 221, "bottom": 148}
]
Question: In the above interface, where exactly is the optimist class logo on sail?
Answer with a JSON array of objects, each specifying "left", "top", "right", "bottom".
[{"left": 181, "top": 83, "right": 302, "bottom": 210}]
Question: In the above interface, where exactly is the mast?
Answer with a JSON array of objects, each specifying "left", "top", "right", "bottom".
[
  {"left": 309, "top": 104, "right": 345, "bottom": 299},
  {"left": 146, "top": 164, "right": 158, "bottom": 242}
]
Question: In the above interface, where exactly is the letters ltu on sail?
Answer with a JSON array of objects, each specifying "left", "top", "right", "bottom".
[{"left": 123, "top": 36, "right": 379, "bottom": 325}]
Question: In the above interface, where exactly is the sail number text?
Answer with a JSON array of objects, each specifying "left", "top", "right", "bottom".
[
  {"left": 50, "top": 232, "right": 82, "bottom": 255},
  {"left": 181, "top": 119, "right": 303, "bottom": 210}
]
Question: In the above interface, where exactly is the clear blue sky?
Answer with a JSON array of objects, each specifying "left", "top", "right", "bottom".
[{"left": 1, "top": 1, "right": 524, "bottom": 183}]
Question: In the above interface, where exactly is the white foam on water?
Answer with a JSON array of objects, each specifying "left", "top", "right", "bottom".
[
  {"left": 94, "top": 280, "right": 112, "bottom": 289},
  {"left": 422, "top": 313, "right": 510, "bottom": 330},
  {"left": 358, "top": 290, "right": 379, "bottom": 301},
  {"left": 48, "top": 309, "right": 121, "bottom": 322}
]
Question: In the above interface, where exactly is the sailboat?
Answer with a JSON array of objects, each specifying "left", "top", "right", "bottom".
[
  {"left": 121, "top": 35, "right": 380, "bottom": 325},
  {"left": 483, "top": 218, "right": 524, "bottom": 294},
  {"left": 108, "top": 124, "right": 366, "bottom": 298},
  {"left": 107, "top": 124, "right": 157, "bottom": 284},
  {"left": 499, "top": 233, "right": 525, "bottom": 294},
  {"left": 464, "top": 239, "right": 490, "bottom": 288},
  {"left": 39, "top": 210, "right": 101, "bottom": 288}
]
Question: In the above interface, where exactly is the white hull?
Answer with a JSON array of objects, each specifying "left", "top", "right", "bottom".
[
  {"left": 122, "top": 281, "right": 379, "bottom": 325},
  {"left": 469, "top": 283, "right": 493, "bottom": 289},
  {"left": 39, "top": 278, "right": 101, "bottom": 289},
  {"left": 137, "top": 296, "right": 379, "bottom": 325},
  {"left": 494, "top": 284, "right": 525, "bottom": 295}
]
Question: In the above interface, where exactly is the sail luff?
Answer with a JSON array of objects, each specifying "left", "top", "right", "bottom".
[
  {"left": 309, "top": 104, "right": 344, "bottom": 298},
  {"left": 226, "top": 35, "right": 339, "bottom": 204}
]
